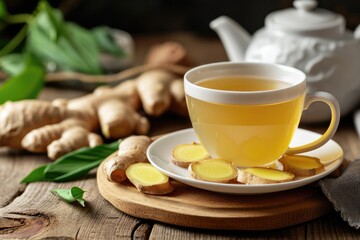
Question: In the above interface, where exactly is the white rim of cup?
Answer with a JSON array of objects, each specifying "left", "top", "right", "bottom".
[{"left": 184, "top": 62, "right": 307, "bottom": 105}]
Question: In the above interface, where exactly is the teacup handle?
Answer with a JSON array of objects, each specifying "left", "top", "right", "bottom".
[{"left": 286, "top": 91, "right": 340, "bottom": 155}]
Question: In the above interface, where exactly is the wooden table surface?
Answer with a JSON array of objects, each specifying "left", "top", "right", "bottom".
[{"left": 1, "top": 32, "right": 359, "bottom": 239}]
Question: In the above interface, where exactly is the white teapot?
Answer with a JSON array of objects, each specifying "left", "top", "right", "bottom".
[{"left": 210, "top": 0, "right": 360, "bottom": 122}]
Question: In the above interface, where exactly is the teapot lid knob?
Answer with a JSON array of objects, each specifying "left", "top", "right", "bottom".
[
  {"left": 293, "top": 0, "right": 317, "bottom": 11},
  {"left": 265, "top": 0, "right": 345, "bottom": 37}
]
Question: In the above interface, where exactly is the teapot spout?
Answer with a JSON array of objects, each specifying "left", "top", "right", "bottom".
[
  {"left": 210, "top": 16, "right": 251, "bottom": 62},
  {"left": 355, "top": 24, "right": 360, "bottom": 39}
]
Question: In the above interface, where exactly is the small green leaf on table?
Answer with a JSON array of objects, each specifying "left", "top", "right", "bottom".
[{"left": 51, "top": 186, "right": 86, "bottom": 207}]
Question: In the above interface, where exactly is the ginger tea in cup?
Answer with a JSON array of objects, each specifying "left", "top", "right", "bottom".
[{"left": 184, "top": 63, "right": 340, "bottom": 167}]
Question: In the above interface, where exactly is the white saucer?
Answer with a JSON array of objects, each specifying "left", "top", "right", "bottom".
[{"left": 147, "top": 128, "right": 344, "bottom": 194}]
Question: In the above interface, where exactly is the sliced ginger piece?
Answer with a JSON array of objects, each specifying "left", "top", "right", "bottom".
[
  {"left": 237, "top": 167, "right": 295, "bottom": 184},
  {"left": 189, "top": 158, "right": 237, "bottom": 183},
  {"left": 125, "top": 163, "right": 174, "bottom": 195},
  {"left": 279, "top": 155, "right": 324, "bottom": 177},
  {"left": 172, "top": 142, "right": 210, "bottom": 168},
  {"left": 104, "top": 135, "right": 151, "bottom": 183}
]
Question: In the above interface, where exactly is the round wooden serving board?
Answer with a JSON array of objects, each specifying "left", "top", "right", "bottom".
[{"left": 97, "top": 156, "right": 332, "bottom": 231}]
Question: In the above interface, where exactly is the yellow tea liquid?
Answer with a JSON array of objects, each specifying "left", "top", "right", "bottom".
[{"left": 186, "top": 76, "right": 304, "bottom": 167}]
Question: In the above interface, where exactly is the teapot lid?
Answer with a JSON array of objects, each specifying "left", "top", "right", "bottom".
[{"left": 265, "top": 0, "right": 345, "bottom": 36}]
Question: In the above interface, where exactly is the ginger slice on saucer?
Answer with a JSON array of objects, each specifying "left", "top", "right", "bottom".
[
  {"left": 189, "top": 159, "right": 238, "bottom": 183},
  {"left": 125, "top": 163, "right": 174, "bottom": 195},
  {"left": 237, "top": 168, "right": 295, "bottom": 184},
  {"left": 172, "top": 142, "right": 211, "bottom": 168},
  {"left": 279, "top": 155, "right": 324, "bottom": 177}
]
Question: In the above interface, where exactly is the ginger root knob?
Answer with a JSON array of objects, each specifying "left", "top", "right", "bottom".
[{"left": 104, "top": 135, "right": 152, "bottom": 182}]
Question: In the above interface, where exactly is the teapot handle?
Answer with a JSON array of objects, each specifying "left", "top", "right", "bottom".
[{"left": 355, "top": 24, "right": 360, "bottom": 39}]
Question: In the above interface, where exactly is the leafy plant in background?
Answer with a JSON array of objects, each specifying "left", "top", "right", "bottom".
[{"left": 0, "top": 0, "right": 126, "bottom": 104}]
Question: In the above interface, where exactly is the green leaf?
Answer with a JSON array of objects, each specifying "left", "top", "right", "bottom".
[
  {"left": 37, "top": 1, "right": 64, "bottom": 41},
  {"left": 0, "top": 24, "right": 28, "bottom": 57},
  {"left": 21, "top": 165, "right": 47, "bottom": 183},
  {"left": 0, "top": 0, "right": 7, "bottom": 19},
  {"left": 0, "top": 54, "right": 25, "bottom": 76},
  {"left": 44, "top": 141, "right": 119, "bottom": 182},
  {"left": 27, "top": 21, "right": 89, "bottom": 72},
  {"left": 63, "top": 22, "right": 102, "bottom": 74},
  {"left": 26, "top": 2, "right": 102, "bottom": 74},
  {"left": 0, "top": 53, "right": 45, "bottom": 104},
  {"left": 91, "top": 26, "right": 126, "bottom": 58},
  {"left": 20, "top": 141, "right": 120, "bottom": 183},
  {"left": 51, "top": 186, "right": 86, "bottom": 207}
]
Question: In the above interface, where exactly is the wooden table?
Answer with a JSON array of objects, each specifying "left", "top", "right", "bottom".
[{"left": 1, "top": 32, "right": 359, "bottom": 239}]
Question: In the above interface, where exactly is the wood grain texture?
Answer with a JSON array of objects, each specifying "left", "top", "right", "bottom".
[
  {"left": 0, "top": 175, "right": 144, "bottom": 239},
  {"left": 0, "top": 149, "right": 47, "bottom": 208},
  {"left": 307, "top": 211, "right": 360, "bottom": 240},
  {"left": 150, "top": 223, "right": 306, "bottom": 240},
  {"left": 98, "top": 156, "right": 333, "bottom": 231}
]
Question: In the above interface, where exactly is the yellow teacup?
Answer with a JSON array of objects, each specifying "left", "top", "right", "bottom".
[{"left": 184, "top": 62, "right": 340, "bottom": 167}]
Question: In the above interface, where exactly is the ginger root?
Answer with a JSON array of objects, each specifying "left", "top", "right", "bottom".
[
  {"left": 0, "top": 100, "right": 69, "bottom": 149},
  {"left": 47, "top": 126, "right": 103, "bottom": 160},
  {"left": 279, "top": 155, "right": 324, "bottom": 177},
  {"left": 237, "top": 167, "right": 295, "bottom": 184},
  {"left": 145, "top": 41, "right": 193, "bottom": 67},
  {"left": 169, "top": 79, "right": 188, "bottom": 116},
  {"left": 0, "top": 99, "right": 100, "bottom": 148},
  {"left": 21, "top": 118, "right": 101, "bottom": 153},
  {"left": 137, "top": 40, "right": 193, "bottom": 117},
  {"left": 172, "top": 142, "right": 210, "bottom": 168},
  {"left": 0, "top": 41, "right": 191, "bottom": 160},
  {"left": 125, "top": 162, "right": 174, "bottom": 195},
  {"left": 189, "top": 159, "right": 238, "bottom": 183},
  {"left": 104, "top": 135, "right": 174, "bottom": 195},
  {"left": 0, "top": 83, "right": 147, "bottom": 159},
  {"left": 136, "top": 69, "right": 175, "bottom": 116},
  {"left": 97, "top": 99, "right": 149, "bottom": 139},
  {"left": 104, "top": 135, "right": 151, "bottom": 182},
  {"left": 0, "top": 79, "right": 150, "bottom": 160}
]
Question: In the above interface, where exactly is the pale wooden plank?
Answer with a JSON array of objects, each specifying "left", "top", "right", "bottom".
[
  {"left": 0, "top": 178, "right": 143, "bottom": 239},
  {"left": 150, "top": 223, "right": 306, "bottom": 240},
  {"left": 0, "top": 150, "right": 49, "bottom": 207},
  {"left": 133, "top": 222, "right": 152, "bottom": 239}
]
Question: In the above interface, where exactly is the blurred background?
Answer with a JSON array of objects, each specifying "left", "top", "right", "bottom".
[{"left": 4, "top": 0, "right": 360, "bottom": 36}]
